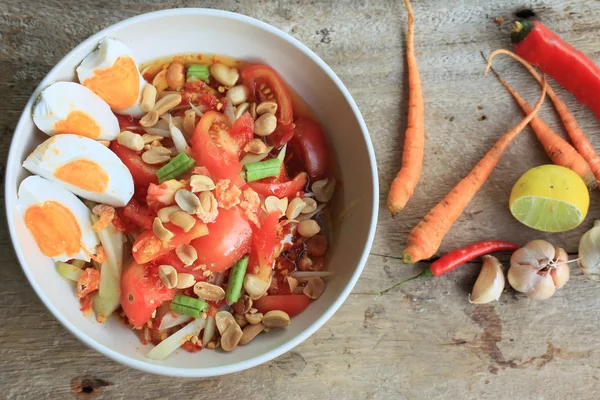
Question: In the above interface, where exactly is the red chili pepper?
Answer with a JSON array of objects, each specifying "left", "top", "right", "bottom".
[
  {"left": 429, "top": 240, "right": 520, "bottom": 277},
  {"left": 377, "top": 240, "right": 520, "bottom": 297},
  {"left": 511, "top": 20, "right": 600, "bottom": 119}
]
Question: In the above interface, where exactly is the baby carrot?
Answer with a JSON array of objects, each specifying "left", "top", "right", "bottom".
[
  {"left": 487, "top": 49, "right": 600, "bottom": 186},
  {"left": 387, "top": 0, "right": 424, "bottom": 217},
  {"left": 481, "top": 52, "right": 596, "bottom": 189},
  {"left": 403, "top": 73, "right": 548, "bottom": 263}
]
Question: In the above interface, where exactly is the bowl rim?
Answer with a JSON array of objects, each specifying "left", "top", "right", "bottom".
[{"left": 5, "top": 7, "right": 379, "bottom": 377}]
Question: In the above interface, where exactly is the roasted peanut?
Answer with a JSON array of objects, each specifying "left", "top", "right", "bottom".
[
  {"left": 166, "top": 61, "right": 185, "bottom": 91},
  {"left": 253, "top": 113, "right": 277, "bottom": 136},
  {"left": 141, "top": 84, "right": 158, "bottom": 112},
  {"left": 117, "top": 131, "right": 144, "bottom": 151},
  {"left": 298, "top": 220, "right": 321, "bottom": 238},
  {"left": 142, "top": 146, "right": 171, "bottom": 164},
  {"left": 158, "top": 265, "right": 177, "bottom": 289},
  {"left": 153, "top": 217, "right": 174, "bottom": 242},
  {"left": 256, "top": 101, "right": 277, "bottom": 115},
  {"left": 140, "top": 110, "right": 159, "bottom": 127},
  {"left": 169, "top": 211, "right": 196, "bottom": 232},
  {"left": 175, "top": 244, "right": 198, "bottom": 266},
  {"left": 262, "top": 310, "right": 290, "bottom": 329}
]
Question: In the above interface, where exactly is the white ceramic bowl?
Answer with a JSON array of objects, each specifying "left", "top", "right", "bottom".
[{"left": 6, "top": 9, "right": 378, "bottom": 377}]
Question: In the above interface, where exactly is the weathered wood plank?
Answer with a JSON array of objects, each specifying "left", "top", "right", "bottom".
[{"left": 2, "top": 0, "right": 600, "bottom": 398}]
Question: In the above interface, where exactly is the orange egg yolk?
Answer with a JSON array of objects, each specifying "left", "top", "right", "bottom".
[
  {"left": 24, "top": 201, "right": 82, "bottom": 258},
  {"left": 83, "top": 56, "right": 140, "bottom": 110},
  {"left": 53, "top": 110, "right": 101, "bottom": 138},
  {"left": 54, "top": 159, "right": 109, "bottom": 193}
]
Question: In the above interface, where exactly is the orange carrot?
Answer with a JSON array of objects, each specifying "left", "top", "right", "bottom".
[
  {"left": 387, "top": 0, "right": 424, "bottom": 217},
  {"left": 481, "top": 52, "right": 596, "bottom": 189},
  {"left": 403, "top": 74, "right": 548, "bottom": 263},
  {"left": 487, "top": 49, "right": 600, "bottom": 186}
]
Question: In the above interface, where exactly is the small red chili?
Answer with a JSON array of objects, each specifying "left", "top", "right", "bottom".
[
  {"left": 377, "top": 240, "right": 520, "bottom": 297},
  {"left": 430, "top": 240, "right": 520, "bottom": 277}
]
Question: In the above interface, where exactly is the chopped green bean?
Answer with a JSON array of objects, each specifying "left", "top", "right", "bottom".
[
  {"left": 156, "top": 153, "right": 195, "bottom": 183},
  {"left": 170, "top": 294, "right": 208, "bottom": 318},
  {"left": 187, "top": 64, "right": 210, "bottom": 81},
  {"left": 244, "top": 158, "right": 282, "bottom": 182},
  {"left": 226, "top": 256, "right": 249, "bottom": 303}
]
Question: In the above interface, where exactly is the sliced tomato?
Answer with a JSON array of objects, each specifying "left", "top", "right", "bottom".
[
  {"left": 250, "top": 212, "right": 280, "bottom": 277},
  {"left": 267, "top": 123, "right": 295, "bottom": 148},
  {"left": 230, "top": 112, "right": 254, "bottom": 148},
  {"left": 191, "top": 207, "right": 252, "bottom": 273},
  {"left": 132, "top": 219, "right": 209, "bottom": 264},
  {"left": 154, "top": 250, "right": 208, "bottom": 281},
  {"left": 118, "top": 198, "right": 155, "bottom": 230},
  {"left": 121, "top": 261, "right": 175, "bottom": 328},
  {"left": 253, "top": 294, "right": 312, "bottom": 317},
  {"left": 242, "top": 65, "right": 293, "bottom": 125},
  {"left": 290, "top": 117, "right": 330, "bottom": 181},
  {"left": 111, "top": 141, "right": 159, "bottom": 187},
  {"left": 247, "top": 172, "right": 308, "bottom": 199},
  {"left": 190, "top": 111, "right": 244, "bottom": 181}
]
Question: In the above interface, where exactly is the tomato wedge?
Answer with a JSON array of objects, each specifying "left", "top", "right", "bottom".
[
  {"left": 253, "top": 294, "right": 312, "bottom": 317},
  {"left": 132, "top": 219, "right": 209, "bottom": 264},
  {"left": 242, "top": 65, "right": 293, "bottom": 125},
  {"left": 247, "top": 172, "right": 308, "bottom": 199},
  {"left": 249, "top": 211, "right": 280, "bottom": 278},
  {"left": 267, "top": 123, "right": 296, "bottom": 148},
  {"left": 118, "top": 198, "right": 154, "bottom": 230},
  {"left": 191, "top": 207, "right": 252, "bottom": 273},
  {"left": 121, "top": 261, "right": 175, "bottom": 327},
  {"left": 190, "top": 111, "right": 245, "bottom": 182},
  {"left": 111, "top": 141, "right": 159, "bottom": 188},
  {"left": 230, "top": 112, "right": 254, "bottom": 149},
  {"left": 290, "top": 117, "right": 330, "bottom": 181}
]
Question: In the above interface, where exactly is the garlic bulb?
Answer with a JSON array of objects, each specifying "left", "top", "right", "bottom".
[
  {"left": 507, "top": 240, "right": 570, "bottom": 300},
  {"left": 579, "top": 220, "right": 600, "bottom": 281},
  {"left": 470, "top": 255, "right": 505, "bottom": 304}
]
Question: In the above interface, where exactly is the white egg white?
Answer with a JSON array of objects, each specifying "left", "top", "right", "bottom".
[
  {"left": 23, "top": 134, "right": 134, "bottom": 207},
  {"left": 32, "top": 82, "right": 120, "bottom": 141},
  {"left": 17, "top": 176, "right": 99, "bottom": 262},
  {"left": 77, "top": 38, "right": 147, "bottom": 117}
]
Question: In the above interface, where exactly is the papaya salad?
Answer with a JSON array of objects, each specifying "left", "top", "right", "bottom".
[{"left": 18, "top": 38, "right": 336, "bottom": 358}]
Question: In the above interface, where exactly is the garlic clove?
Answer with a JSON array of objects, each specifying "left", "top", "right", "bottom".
[
  {"left": 551, "top": 247, "right": 570, "bottom": 289},
  {"left": 507, "top": 264, "right": 539, "bottom": 294},
  {"left": 526, "top": 274, "right": 556, "bottom": 300},
  {"left": 470, "top": 255, "right": 505, "bottom": 304},
  {"left": 578, "top": 220, "right": 600, "bottom": 281},
  {"left": 510, "top": 240, "right": 555, "bottom": 270}
]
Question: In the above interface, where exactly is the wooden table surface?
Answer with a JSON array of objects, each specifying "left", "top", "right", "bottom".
[{"left": 3, "top": 0, "right": 600, "bottom": 398}]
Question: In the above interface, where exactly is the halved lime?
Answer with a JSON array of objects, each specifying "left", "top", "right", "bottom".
[{"left": 509, "top": 165, "right": 589, "bottom": 232}]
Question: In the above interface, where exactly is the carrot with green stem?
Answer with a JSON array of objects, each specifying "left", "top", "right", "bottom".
[
  {"left": 403, "top": 71, "right": 548, "bottom": 263},
  {"left": 487, "top": 49, "right": 600, "bottom": 186},
  {"left": 387, "top": 0, "right": 424, "bottom": 217},
  {"left": 481, "top": 51, "right": 596, "bottom": 189}
]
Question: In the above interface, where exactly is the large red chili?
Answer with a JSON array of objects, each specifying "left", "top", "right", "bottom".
[{"left": 511, "top": 20, "right": 600, "bottom": 119}]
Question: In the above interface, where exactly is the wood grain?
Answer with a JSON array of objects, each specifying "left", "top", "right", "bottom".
[{"left": 2, "top": 0, "right": 600, "bottom": 398}]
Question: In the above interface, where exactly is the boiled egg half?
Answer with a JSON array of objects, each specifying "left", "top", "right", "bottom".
[
  {"left": 33, "top": 81, "right": 120, "bottom": 141},
  {"left": 23, "top": 134, "right": 134, "bottom": 207},
  {"left": 18, "top": 176, "right": 99, "bottom": 262},
  {"left": 77, "top": 38, "right": 147, "bottom": 117}
]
